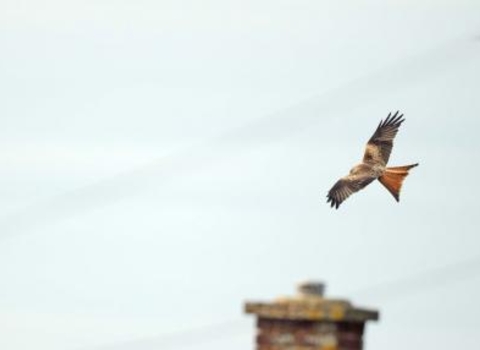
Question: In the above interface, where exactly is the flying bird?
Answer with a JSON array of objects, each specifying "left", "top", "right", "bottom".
[{"left": 327, "top": 111, "right": 418, "bottom": 209}]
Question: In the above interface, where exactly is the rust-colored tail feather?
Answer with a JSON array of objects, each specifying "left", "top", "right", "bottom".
[{"left": 378, "top": 163, "right": 418, "bottom": 201}]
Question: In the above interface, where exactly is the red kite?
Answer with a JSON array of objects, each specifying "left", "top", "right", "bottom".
[{"left": 327, "top": 111, "right": 418, "bottom": 209}]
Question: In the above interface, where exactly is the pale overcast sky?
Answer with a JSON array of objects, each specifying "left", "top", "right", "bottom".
[{"left": 1, "top": 1, "right": 480, "bottom": 350}]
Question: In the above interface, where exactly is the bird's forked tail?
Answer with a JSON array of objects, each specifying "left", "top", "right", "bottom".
[{"left": 378, "top": 163, "right": 419, "bottom": 202}]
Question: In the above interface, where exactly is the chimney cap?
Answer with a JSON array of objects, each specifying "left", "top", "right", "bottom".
[{"left": 245, "top": 281, "right": 379, "bottom": 322}]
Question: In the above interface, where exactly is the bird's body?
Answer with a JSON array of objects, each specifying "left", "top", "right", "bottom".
[
  {"left": 350, "top": 162, "right": 384, "bottom": 178},
  {"left": 327, "top": 111, "right": 418, "bottom": 209}
]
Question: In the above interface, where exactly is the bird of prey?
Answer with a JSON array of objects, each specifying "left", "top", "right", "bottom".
[{"left": 327, "top": 111, "right": 418, "bottom": 209}]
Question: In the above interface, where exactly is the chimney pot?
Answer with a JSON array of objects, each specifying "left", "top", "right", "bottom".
[{"left": 297, "top": 281, "right": 325, "bottom": 297}]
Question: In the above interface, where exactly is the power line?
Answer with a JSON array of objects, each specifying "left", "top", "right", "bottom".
[
  {"left": 350, "top": 254, "right": 480, "bottom": 302},
  {"left": 1, "top": 35, "right": 478, "bottom": 240},
  {"left": 85, "top": 254, "right": 480, "bottom": 350},
  {"left": 85, "top": 318, "right": 248, "bottom": 350}
]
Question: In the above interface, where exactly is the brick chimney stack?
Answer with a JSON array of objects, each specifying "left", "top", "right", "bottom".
[{"left": 245, "top": 281, "right": 379, "bottom": 350}]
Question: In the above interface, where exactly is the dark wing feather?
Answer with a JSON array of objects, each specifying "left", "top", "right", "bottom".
[
  {"left": 363, "top": 111, "right": 405, "bottom": 165},
  {"left": 326, "top": 173, "right": 376, "bottom": 209}
]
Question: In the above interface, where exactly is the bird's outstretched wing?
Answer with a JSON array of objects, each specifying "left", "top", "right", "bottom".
[
  {"left": 327, "top": 173, "right": 376, "bottom": 209},
  {"left": 363, "top": 111, "right": 405, "bottom": 165}
]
